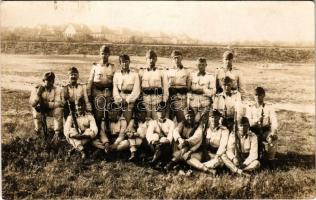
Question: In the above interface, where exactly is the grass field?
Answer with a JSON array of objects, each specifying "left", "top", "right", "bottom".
[{"left": 1, "top": 54, "right": 315, "bottom": 198}]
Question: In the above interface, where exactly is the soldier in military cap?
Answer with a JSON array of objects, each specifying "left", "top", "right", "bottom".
[
  {"left": 221, "top": 117, "right": 260, "bottom": 175},
  {"left": 63, "top": 66, "right": 92, "bottom": 119},
  {"left": 165, "top": 108, "right": 215, "bottom": 174},
  {"left": 113, "top": 54, "right": 140, "bottom": 124},
  {"left": 29, "top": 72, "right": 64, "bottom": 141},
  {"left": 187, "top": 57, "right": 215, "bottom": 123},
  {"left": 146, "top": 101, "right": 174, "bottom": 168},
  {"left": 166, "top": 50, "right": 190, "bottom": 123},
  {"left": 213, "top": 76, "right": 242, "bottom": 131},
  {"left": 92, "top": 102, "right": 130, "bottom": 153},
  {"left": 246, "top": 87, "right": 278, "bottom": 164},
  {"left": 87, "top": 45, "right": 115, "bottom": 132},
  {"left": 139, "top": 50, "right": 169, "bottom": 120},
  {"left": 215, "top": 50, "right": 245, "bottom": 99},
  {"left": 202, "top": 109, "right": 229, "bottom": 170},
  {"left": 64, "top": 97, "right": 98, "bottom": 159}
]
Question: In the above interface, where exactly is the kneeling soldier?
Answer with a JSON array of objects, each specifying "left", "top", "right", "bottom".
[
  {"left": 146, "top": 102, "right": 174, "bottom": 168},
  {"left": 203, "top": 109, "right": 229, "bottom": 170},
  {"left": 64, "top": 97, "right": 98, "bottom": 159},
  {"left": 113, "top": 54, "right": 140, "bottom": 124},
  {"left": 221, "top": 117, "right": 260, "bottom": 175},
  {"left": 246, "top": 87, "right": 278, "bottom": 165},
  {"left": 29, "top": 72, "right": 63, "bottom": 142}
]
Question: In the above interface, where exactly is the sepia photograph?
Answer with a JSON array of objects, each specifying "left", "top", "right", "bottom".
[{"left": 0, "top": 1, "right": 315, "bottom": 199}]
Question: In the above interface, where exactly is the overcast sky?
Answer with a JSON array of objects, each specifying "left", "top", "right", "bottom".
[{"left": 0, "top": 1, "right": 314, "bottom": 43}]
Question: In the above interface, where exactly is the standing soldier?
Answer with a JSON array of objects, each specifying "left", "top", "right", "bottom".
[
  {"left": 139, "top": 50, "right": 169, "bottom": 119},
  {"left": 29, "top": 72, "right": 64, "bottom": 142},
  {"left": 188, "top": 57, "right": 215, "bottom": 123},
  {"left": 215, "top": 50, "right": 245, "bottom": 99},
  {"left": 64, "top": 97, "right": 98, "bottom": 159},
  {"left": 213, "top": 76, "right": 242, "bottom": 131},
  {"left": 167, "top": 50, "right": 190, "bottom": 123},
  {"left": 63, "top": 67, "right": 92, "bottom": 119},
  {"left": 87, "top": 45, "right": 115, "bottom": 131},
  {"left": 221, "top": 117, "right": 260, "bottom": 175},
  {"left": 113, "top": 54, "right": 140, "bottom": 124},
  {"left": 246, "top": 87, "right": 278, "bottom": 165},
  {"left": 146, "top": 102, "right": 174, "bottom": 168}
]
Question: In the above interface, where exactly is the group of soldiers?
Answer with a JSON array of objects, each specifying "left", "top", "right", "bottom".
[{"left": 29, "top": 45, "right": 278, "bottom": 176}]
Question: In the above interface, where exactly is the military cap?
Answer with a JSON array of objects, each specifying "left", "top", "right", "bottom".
[
  {"left": 76, "top": 96, "right": 86, "bottom": 107},
  {"left": 255, "top": 87, "right": 266, "bottom": 96},
  {"left": 197, "top": 57, "right": 207, "bottom": 64},
  {"left": 183, "top": 107, "right": 195, "bottom": 117},
  {"left": 100, "top": 45, "right": 110, "bottom": 53},
  {"left": 42, "top": 71, "right": 55, "bottom": 81},
  {"left": 171, "top": 50, "right": 182, "bottom": 58},
  {"left": 240, "top": 116, "right": 250, "bottom": 126},
  {"left": 119, "top": 54, "right": 130, "bottom": 62},
  {"left": 212, "top": 109, "right": 222, "bottom": 117},
  {"left": 223, "top": 50, "right": 234, "bottom": 60},
  {"left": 156, "top": 101, "right": 167, "bottom": 112},
  {"left": 68, "top": 66, "right": 79, "bottom": 74},
  {"left": 146, "top": 50, "right": 157, "bottom": 58},
  {"left": 223, "top": 76, "right": 233, "bottom": 85}
]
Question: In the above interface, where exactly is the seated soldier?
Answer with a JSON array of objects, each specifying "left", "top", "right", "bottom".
[
  {"left": 92, "top": 102, "right": 130, "bottom": 153},
  {"left": 124, "top": 103, "right": 149, "bottom": 161},
  {"left": 165, "top": 108, "right": 215, "bottom": 174},
  {"left": 64, "top": 97, "right": 98, "bottom": 159},
  {"left": 221, "top": 117, "right": 260, "bottom": 176},
  {"left": 146, "top": 102, "right": 174, "bottom": 168},
  {"left": 203, "top": 109, "right": 229, "bottom": 170}
]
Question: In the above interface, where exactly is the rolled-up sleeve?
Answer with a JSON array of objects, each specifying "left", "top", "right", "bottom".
[{"left": 243, "top": 134, "right": 258, "bottom": 165}]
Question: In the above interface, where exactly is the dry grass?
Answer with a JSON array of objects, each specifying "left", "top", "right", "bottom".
[{"left": 1, "top": 89, "right": 315, "bottom": 199}]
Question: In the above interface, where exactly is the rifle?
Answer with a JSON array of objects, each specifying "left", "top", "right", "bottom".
[
  {"left": 37, "top": 86, "right": 48, "bottom": 139},
  {"left": 66, "top": 99, "right": 82, "bottom": 136},
  {"left": 201, "top": 109, "right": 210, "bottom": 162},
  {"left": 233, "top": 109, "right": 244, "bottom": 166}
]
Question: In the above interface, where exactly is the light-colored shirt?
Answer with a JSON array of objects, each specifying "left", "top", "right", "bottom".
[
  {"left": 139, "top": 68, "right": 169, "bottom": 102},
  {"left": 166, "top": 67, "right": 190, "bottom": 88},
  {"left": 206, "top": 126, "right": 229, "bottom": 156},
  {"left": 213, "top": 91, "right": 242, "bottom": 118},
  {"left": 215, "top": 67, "right": 244, "bottom": 97},
  {"left": 64, "top": 113, "right": 98, "bottom": 137},
  {"left": 146, "top": 118, "right": 174, "bottom": 144},
  {"left": 30, "top": 85, "right": 64, "bottom": 109},
  {"left": 226, "top": 131, "right": 258, "bottom": 165},
  {"left": 189, "top": 71, "right": 215, "bottom": 97},
  {"left": 63, "top": 83, "right": 92, "bottom": 111},
  {"left": 246, "top": 103, "right": 278, "bottom": 133},
  {"left": 113, "top": 71, "right": 140, "bottom": 104},
  {"left": 87, "top": 63, "right": 115, "bottom": 95}
]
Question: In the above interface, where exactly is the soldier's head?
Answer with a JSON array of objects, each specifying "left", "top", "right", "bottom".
[
  {"left": 184, "top": 107, "right": 195, "bottom": 126},
  {"left": 239, "top": 116, "right": 250, "bottom": 136},
  {"left": 197, "top": 57, "right": 207, "bottom": 73},
  {"left": 107, "top": 102, "right": 123, "bottom": 122},
  {"left": 76, "top": 97, "right": 86, "bottom": 114},
  {"left": 209, "top": 109, "right": 223, "bottom": 128},
  {"left": 100, "top": 45, "right": 110, "bottom": 62},
  {"left": 223, "top": 76, "right": 233, "bottom": 93},
  {"left": 119, "top": 54, "right": 130, "bottom": 71},
  {"left": 68, "top": 67, "right": 79, "bottom": 84},
  {"left": 223, "top": 50, "right": 234, "bottom": 69},
  {"left": 42, "top": 71, "right": 55, "bottom": 88},
  {"left": 146, "top": 50, "right": 157, "bottom": 68},
  {"left": 156, "top": 101, "right": 167, "bottom": 120},
  {"left": 171, "top": 50, "right": 183, "bottom": 67},
  {"left": 255, "top": 87, "right": 265, "bottom": 104}
]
